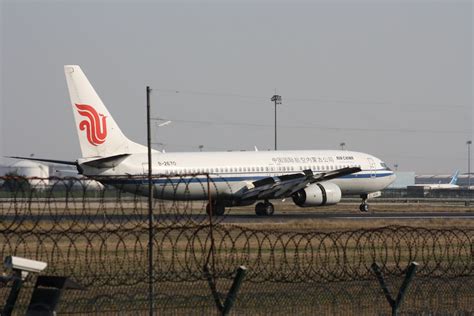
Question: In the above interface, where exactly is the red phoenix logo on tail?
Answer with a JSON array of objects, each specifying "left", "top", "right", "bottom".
[{"left": 75, "top": 104, "right": 108, "bottom": 146}]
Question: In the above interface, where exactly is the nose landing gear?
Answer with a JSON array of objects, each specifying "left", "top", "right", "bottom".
[{"left": 359, "top": 194, "right": 369, "bottom": 212}]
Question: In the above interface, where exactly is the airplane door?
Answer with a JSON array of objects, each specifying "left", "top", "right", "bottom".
[{"left": 367, "top": 157, "right": 376, "bottom": 179}]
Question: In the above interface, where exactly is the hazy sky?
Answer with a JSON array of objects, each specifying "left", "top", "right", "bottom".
[{"left": 1, "top": 0, "right": 472, "bottom": 173}]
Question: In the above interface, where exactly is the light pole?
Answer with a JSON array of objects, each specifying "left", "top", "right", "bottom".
[
  {"left": 467, "top": 140, "right": 472, "bottom": 189},
  {"left": 271, "top": 95, "right": 282, "bottom": 150},
  {"left": 146, "top": 86, "right": 154, "bottom": 316},
  {"left": 340, "top": 142, "right": 346, "bottom": 150}
]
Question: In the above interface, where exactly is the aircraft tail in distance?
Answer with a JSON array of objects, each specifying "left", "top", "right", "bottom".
[
  {"left": 449, "top": 170, "right": 460, "bottom": 185},
  {"left": 64, "top": 65, "right": 147, "bottom": 158}
]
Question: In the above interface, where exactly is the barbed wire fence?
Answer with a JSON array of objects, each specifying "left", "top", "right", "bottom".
[{"left": 0, "top": 176, "right": 473, "bottom": 314}]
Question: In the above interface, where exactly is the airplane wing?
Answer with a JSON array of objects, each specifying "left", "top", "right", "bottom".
[{"left": 238, "top": 167, "right": 361, "bottom": 201}]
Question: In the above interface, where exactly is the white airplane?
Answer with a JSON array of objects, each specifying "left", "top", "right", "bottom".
[
  {"left": 414, "top": 170, "right": 460, "bottom": 189},
  {"left": 11, "top": 65, "right": 396, "bottom": 215}
]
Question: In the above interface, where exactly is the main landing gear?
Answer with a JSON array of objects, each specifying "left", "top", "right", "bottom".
[
  {"left": 206, "top": 201, "right": 225, "bottom": 216},
  {"left": 255, "top": 200, "right": 274, "bottom": 216},
  {"left": 359, "top": 194, "right": 369, "bottom": 212}
]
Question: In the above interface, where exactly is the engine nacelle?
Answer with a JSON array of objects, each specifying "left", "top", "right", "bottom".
[{"left": 292, "top": 182, "right": 342, "bottom": 207}]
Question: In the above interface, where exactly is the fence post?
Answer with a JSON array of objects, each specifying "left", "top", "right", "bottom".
[
  {"left": 371, "top": 262, "right": 419, "bottom": 316},
  {"left": 204, "top": 264, "right": 223, "bottom": 313},
  {"left": 222, "top": 266, "right": 247, "bottom": 316},
  {"left": 3, "top": 275, "right": 23, "bottom": 316},
  {"left": 204, "top": 265, "right": 247, "bottom": 316}
]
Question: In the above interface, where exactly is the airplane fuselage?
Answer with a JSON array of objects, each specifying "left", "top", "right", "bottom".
[{"left": 80, "top": 150, "right": 396, "bottom": 200}]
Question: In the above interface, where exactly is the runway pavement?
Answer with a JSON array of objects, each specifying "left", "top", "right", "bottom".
[
  {"left": 219, "top": 211, "right": 474, "bottom": 223},
  {"left": 1, "top": 211, "right": 472, "bottom": 223}
]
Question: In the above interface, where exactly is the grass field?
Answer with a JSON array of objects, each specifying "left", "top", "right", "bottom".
[{"left": 0, "top": 200, "right": 472, "bottom": 314}]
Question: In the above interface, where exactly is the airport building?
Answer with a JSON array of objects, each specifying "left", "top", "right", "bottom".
[
  {"left": 0, "top": 160, "right": 49, "bottom": 187},
  {"left": 0, "top": 160, "right": 103, "bottom": 189}
]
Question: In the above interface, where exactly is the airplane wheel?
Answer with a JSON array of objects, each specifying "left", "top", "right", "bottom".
[
  {"left": 215, "top": 203, "right": 225, "bottom": 216},
  {"left": 206, "top": 202, "right": 225, "bottom": 216},
  {"left": 359, "top": 203, "right": 369, "bottom": 212},
  {"left": 264, "top": 202, "right": 275, "bottom": 216},
  {"left": 206, "top": 203, "right": 213, "bottom": 216},
  {"left": 255, "top": 202, "right": 265, "bottom": 216}
]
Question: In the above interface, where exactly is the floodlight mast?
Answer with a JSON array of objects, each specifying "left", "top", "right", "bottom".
[
  {"left": 468, "top": 140, "right": 472, "bottom": 190},
  {"left": 271, "top": 95, "right": 282, "bottom": 150}
]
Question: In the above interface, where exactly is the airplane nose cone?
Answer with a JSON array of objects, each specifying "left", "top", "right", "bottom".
[{"left": 388, "top": 172, "right": 397, "bottom": 185}]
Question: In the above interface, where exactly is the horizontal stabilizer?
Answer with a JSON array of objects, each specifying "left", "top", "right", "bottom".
[
  {"left": 7, "top": 156, "right": 77, "bottom": 166},
  {"left": 81, "top": 154, "right": 130, "bottom": 168}
]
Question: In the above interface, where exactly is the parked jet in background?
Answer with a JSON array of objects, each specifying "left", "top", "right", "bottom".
[
  {"left": 10, "top": 65, "right": 396, "bottom": 215},
  {"left": 415, "top": 170, "right": 460, "bottom": 189}
]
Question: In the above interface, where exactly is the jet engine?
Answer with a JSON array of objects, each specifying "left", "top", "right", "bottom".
[{"left": 292, "top": 182, "right": 342, "bottom": 207}]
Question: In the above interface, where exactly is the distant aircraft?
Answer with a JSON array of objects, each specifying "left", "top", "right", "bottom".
[
  {"left": 10, "top": 65, "right": 396, "bottom": 215},
  {"left": 415, "top": 170, "right": 460, "bottom": 189}
]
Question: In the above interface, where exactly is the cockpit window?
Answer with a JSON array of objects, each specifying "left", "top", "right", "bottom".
[{"left": 380, "top": 162, "right": 391, "bottom": 170}]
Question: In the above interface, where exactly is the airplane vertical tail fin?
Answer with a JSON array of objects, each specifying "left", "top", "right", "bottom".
[
  {"left": 64, "top": 65, "right": 147, "bottom": 158},
  {"left": 449, "top": 170, "right": 460, "bottom": 185}
]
